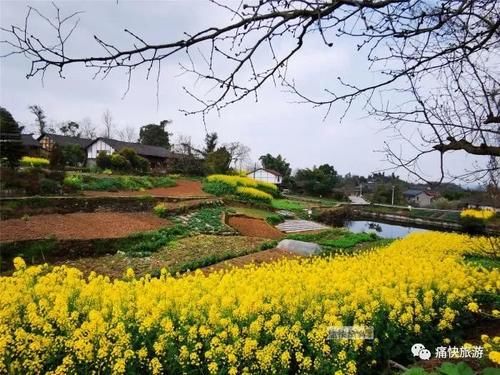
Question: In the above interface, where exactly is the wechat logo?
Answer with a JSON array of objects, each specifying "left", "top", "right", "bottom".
[{"left": 411, "top": 343, "right": 432, "bottom": 360}]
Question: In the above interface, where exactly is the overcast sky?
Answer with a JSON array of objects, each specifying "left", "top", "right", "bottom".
[{"left": 0, "top": 1, "right": 483, "bottom": 181}]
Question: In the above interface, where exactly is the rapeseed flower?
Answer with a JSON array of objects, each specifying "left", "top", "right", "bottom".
[{"left": 0, "top": 232, "right": 498, "bottom": 374}]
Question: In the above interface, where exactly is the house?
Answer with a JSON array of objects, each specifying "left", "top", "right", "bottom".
[
  {"left": 38, "top": 133, "right": 93, "bottom": 155},
  {"left": 247, "top": 168, "right": 282, "bottom": 185},
  {"left": 86, "top": 137, "right": 175, "bottom": 168},
  {"left": 403, "top": 189, "right": 434, "bottom": 207},
  {"left": 21, "top": 134, "right": 41, "bottom": 156}
]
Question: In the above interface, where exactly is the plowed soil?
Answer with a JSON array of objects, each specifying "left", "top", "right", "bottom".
[
  {"left": 0, "top": 212, "right": 170, "bottom": 242},
  {"left": 227, "top": 216, "right": 284, "bottom": 239},
  {"left": 83, "top": 179, "right": 209, "bottom": 197}
]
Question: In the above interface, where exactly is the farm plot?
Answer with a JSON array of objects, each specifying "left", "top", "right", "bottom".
[
  {"left": 0, "top": 212, "right": 170, "bottom": 242},
  {"left": 53, "top": 234, "right": 268, "bottom": 278},
  {"left": 227, "top": 215, "right": 284, "bottom": 239},
  {"left": 83, "top": 179, "right": 210, "bottom": 197}
]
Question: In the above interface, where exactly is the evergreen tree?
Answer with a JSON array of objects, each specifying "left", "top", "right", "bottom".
[{"left": 0, "top": 107, "right": 23, "bottom": 168}]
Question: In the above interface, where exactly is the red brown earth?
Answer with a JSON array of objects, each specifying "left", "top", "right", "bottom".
[
  {"left": 227, "top": 216, "right": 284, "bottom": 239},
  {"left": 83, "top": 179, "right": 210, "bottom": 197},
  {"left": 0, "top": 212, "right": 170, "bottom": 242}
]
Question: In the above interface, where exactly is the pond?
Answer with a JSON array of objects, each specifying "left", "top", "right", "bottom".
[{"left": 345, "top": 220, "right": 428, "bottom": 239}]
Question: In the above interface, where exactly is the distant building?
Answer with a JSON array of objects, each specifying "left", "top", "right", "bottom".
[
  {"left": 21, "top": 134, "right": 41, "bottom": 156},
  {"left": 403, "top": 189, "right": 434, "bottom": 207},
  {"left": 247, "top": 168, "right": 282, "bottom": 184},
  {"left": 38, "top": 133, "right": 93, "bottom": 155},
  {"left": 86, "top": 137, "right": 178, "bottom": 169}
]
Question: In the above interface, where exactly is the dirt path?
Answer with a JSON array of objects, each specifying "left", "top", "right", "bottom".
[
  {"left": 227, "top": 216, "right": 284, "bottom": 239},
  {"left": 83, "top": 179, "right": 210, "bottom": 197},
  {"left": 0, "top": 212, "right": 170, "bottom": 242},
  {"left": 201, "top": 249, "right": 298, "bottom": 274}
]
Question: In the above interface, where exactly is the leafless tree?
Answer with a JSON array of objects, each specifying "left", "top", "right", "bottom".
[
  {"left": 224, "top": 141, "right": 251, "bottom": 168},
  {"left": 118, "top": 125, "right": 137, "bottom": 142},
  {"left": 101, "top": 109, "right": 113, "bottom": 138},
  {"left": 28, "top": 104, "right": 49, "bottom": 135},
  {"left": 80, "top": 117, "right": 97, "bottom": 139},
  {"left": 2, "top": 1, "right": 499, "bottom": 182},
  {"left": 173, "top": 134, "right": 195, "bottom": 155}
]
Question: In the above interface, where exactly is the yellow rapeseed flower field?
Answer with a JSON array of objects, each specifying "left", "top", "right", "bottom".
[
  {"left": 460, "top": 208, "right": 496, "bottom": 221},
  {"left": 206, "top": 174, "right": 278, "bottom": 193},
  {"left": 236, "top": 186, "right": 273, "bottom": 203},
  {"left": 0, "top": 232, "right": 498, "bottom": 374}
]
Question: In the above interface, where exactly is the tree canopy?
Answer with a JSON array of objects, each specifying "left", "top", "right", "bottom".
[
  {"left": 259, "top": 154, "right": 291, "bottom": 178},
  {"left": 139, "top": 120, "right": 171, "bottom": 149},
  {"left": 294, "top": 164, "right": 339, "bottom": 196},
  {"left": 0, "top": 107, "right": 23, "bottom": 168}
]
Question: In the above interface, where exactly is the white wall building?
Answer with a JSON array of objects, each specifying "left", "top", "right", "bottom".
[
  {"left": 86, "top": 139, "right": 116, "bottom": 161},
  {"left": 247, "top": 168, "right": 282, "bottom": 184}
]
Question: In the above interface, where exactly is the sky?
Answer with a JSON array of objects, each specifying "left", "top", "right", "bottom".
[{"left": 0, "top": 0, "right": 484, "bottom": 182}]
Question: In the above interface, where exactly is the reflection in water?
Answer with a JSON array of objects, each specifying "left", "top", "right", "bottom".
[{"left": 345, "top": 220, "right": 427, "bottom": 239}]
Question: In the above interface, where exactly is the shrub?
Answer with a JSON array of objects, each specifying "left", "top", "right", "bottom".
[
  {"left": 20, "top": 156, "right": 50, "bottom": 168},
  {"left": 118, "top": 148, "right": 151, "bottom": 174},
  {"left": 236, "top": 186, "right": 273, "bottom": 204},
  {"left": 63, "top": 174, "right": 83, "bottom": 191},
  {"left": 111, "top": 153, "right": 131, "bottom": 171},
  {"left": 202, "top": 180, "right": 236, "bottom": 196},
  {"left": 49, "top": 145, "right": 65, "bottom": 169},
  {"left": 265, "top": 214, "right": 285, "bottom": 225},
  {"left": 96, "top": 151, "right": 112, "bottom": 170},
  {"left": 61, "top": 145, "right": 85, "bottom": 166},
  {"left": 66, "top": 175, "right": 176, "bottom": 192},
  {"left": 153, "top": 203, "right": 168, "bottom": 217},
  {"left": 260, "top": 239, "right": 278, "bottom": 250},
  {"left": 39, "top": 178, "right": 60, "bottom": 194}
]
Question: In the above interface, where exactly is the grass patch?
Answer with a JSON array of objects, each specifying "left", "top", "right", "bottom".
[
  {"left": 286, "top": 228, "right": 347, "bottom": 242},
  {"left": 286, "top": 229, "right": 382, "bottom": 255},
  {"left": 464, "top": 255, "right": 500, "bottom": 270},
  {"left": 271, "top": 199, "right": 307, "bottom": 210},
  {"left": 227, "top": 206, "right": 275, "bottom": 219},
  {"left": 260, "top": 240, "right": 279, "bottom": 250},
  {"left": 318, "top": 232, "right": 378, "bottom": 248}
]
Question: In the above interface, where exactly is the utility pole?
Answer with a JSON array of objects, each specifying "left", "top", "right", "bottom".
[{"left": 391, "top": 185, "right": 395, "bottom": 205}]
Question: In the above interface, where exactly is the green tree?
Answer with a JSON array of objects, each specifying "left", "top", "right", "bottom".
[
  {"left": 118, "top": 148, "right": 150, "bottom": 174},
  {"left": 0, "top": 107, "right": 23, "bottom": 168},
  {"left": 28, "top": 105, "right": 51, "bottom": 135},
  {"left": 139, "top": 120, "right": 171, "bottom": 149},
  {"left": 259, "top": 153, "right": 292, "bottom": 183},
  {"left": 204, "top": 132, "right": 218, "bottom": 155},
  {"left": 49, "top": 144, "right": 65, "bottom": 169},
  {"left": 371, "top": 184, "right": 404, "bottom": 205},
  {"left": 204, "top": 147, "right": 231, "bottom": 175},
  {"left": 96, "top": 151, "right": 112, "bottom": 170},
  {"left": 294, "top": 164, "right": 338, "bottom": 196},
  {"left": 60, "top": 121, "right": 81, "bottom": 137},
  {"left": 61, "top": 144, "right": 85, "bottom": 166}
]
